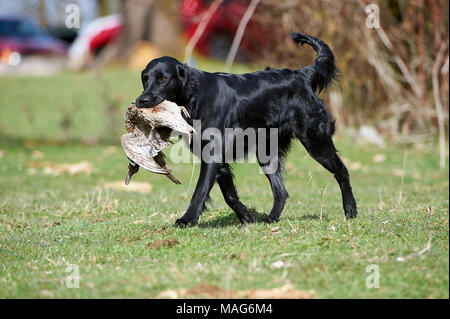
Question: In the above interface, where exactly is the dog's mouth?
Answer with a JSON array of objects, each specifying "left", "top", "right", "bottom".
[
  {"left": 136, "top": 96, "right": 165, "bottom": 109},
  {"left": 149, "top": 97, "right": 164, "bottom": 108}
]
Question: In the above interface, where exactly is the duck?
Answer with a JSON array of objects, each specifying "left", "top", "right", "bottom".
[{"left": 120, "top": 101, "right": 195, "bottom": 185}]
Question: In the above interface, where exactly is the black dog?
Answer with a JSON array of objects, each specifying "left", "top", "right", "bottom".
[{"left": 136, "top": 32, "right": 357, "bottom": 227}]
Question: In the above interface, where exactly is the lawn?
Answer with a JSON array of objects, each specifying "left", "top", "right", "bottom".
[{"left": 0, "top": 61, "right": 448, "bottom": 298}]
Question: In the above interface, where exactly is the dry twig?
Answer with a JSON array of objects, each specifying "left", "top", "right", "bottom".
[
  {"left": 225, "top": 0, "right": 260, "bottom": 72},
  {"left": 184, "top": 0, "right": 224, "bottom": 64}
]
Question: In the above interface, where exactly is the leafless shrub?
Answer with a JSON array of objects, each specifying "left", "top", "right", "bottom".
[{"left": 252, "top": 0, "right": 449, "bottom": 151}]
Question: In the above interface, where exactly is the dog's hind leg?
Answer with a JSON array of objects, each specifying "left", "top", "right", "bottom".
[
  {"left": 217, "top": 164, "right": 255, "bottom": 224},
  {"left": 297, "top": 129, "right": 357, "bottom": 219},
  {"left": 258, "top": 157, "right": 289, "bottom": 223}
]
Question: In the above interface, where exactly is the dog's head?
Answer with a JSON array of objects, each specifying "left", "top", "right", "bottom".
[{"left": 136, "top": 56, "right": 188, "bottom": 108}]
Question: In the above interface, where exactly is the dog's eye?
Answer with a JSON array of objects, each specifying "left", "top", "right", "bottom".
[
  {"left": 143, "top": 75, "right": 148, "bottom": 82},
  {"left": 158, "top": 74, "right": 167, "bottom": 83}
]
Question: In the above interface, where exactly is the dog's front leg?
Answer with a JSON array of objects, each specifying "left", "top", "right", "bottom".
[{"left": 175, "top": 162, "right": 221, "bottom": 227}]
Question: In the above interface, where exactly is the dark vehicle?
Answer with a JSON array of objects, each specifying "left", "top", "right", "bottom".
[
  {"left": 181, "top": 0, "right": 269, "bottom": 60},
  {"left": 0, "top": 17, "right": 67, "bottom": 64}
]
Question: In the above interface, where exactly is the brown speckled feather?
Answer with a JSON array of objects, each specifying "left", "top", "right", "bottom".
[{"left": 121, "top": 101, "right": 195, "bottom": 185}]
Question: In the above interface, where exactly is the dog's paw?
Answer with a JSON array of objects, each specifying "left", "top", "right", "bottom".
[
  {"left": 175, "top": 217, "right": 197, "bottom": 228},
  {"left": 263, "top": 215, "right": 279, "bottom": 224},
  {"left": 239, "top": 213, "right": 255, "bottom": 224},
  {"left": 344, "top": 206, "right": 358, "bottom": 219}
]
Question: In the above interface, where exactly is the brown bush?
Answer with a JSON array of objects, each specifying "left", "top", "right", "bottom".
[{"left": 250, "top": 0, "right": 449, "bottom": 139}]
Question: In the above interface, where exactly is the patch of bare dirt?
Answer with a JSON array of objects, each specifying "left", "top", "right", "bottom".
[
  {"left": 157, "top": 283, "right": 314, "bottom": 299},
  {"left": 148, "top": 238, "right": 179, "bottom": 249},
  {"left": 27, "top": 160, "right": 93, "bottom": 175},
  {"left": 103, "top": 181, "right": 152, "bottom": 193}
]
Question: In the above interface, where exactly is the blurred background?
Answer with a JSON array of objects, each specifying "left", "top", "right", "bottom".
[{"left": 0, "top": 0, "right": 449, "bottom": 166}]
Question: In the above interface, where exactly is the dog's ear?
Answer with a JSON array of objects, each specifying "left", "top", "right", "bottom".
[{"left": 176, "top": 64, "right": 187, "bottom": 88}]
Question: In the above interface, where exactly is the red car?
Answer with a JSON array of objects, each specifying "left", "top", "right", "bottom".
[
  {"left": 0, "top": 17, "right": 67, "bottom": 65},
  {"left": 181, "top": 0, "right": 269, "bottom": 60}
]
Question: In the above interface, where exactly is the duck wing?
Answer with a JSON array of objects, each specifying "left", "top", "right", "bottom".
[
  {"left": 121, "top": 132, "right": 159, "bottom": 159},
  {"left": 121, "top": 133, "right": 180, "bottom": 184}
]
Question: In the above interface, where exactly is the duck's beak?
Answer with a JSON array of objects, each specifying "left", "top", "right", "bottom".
[{"left": 125, "top": 163, "right": 140, "bottom": 185}]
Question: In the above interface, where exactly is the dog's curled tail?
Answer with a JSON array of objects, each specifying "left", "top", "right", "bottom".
[{"left": 291, "top": 32, "right": 338, "bottom": 93}]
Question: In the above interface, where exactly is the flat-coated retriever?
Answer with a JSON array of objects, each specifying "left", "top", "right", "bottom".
[{"left": 136, "top": 32, "right": 357, "bottom": 227}]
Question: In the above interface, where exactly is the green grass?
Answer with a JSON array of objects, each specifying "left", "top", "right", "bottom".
[{"left": 0, "top": 63, "right": 448, "bottom": 298}]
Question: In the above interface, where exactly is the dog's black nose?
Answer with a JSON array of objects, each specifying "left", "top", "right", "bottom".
[{"left": 136, "top": 96, "right": 151, "bottom": 108}]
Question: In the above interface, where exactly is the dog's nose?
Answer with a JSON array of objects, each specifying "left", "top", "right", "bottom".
[{"left": 136, "top": 96, "right": 151, "bottom": 108}]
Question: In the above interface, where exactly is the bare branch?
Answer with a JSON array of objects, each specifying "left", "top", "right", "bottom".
[
  {"left": 225, "top": 0, "right": 260, "bottom": 72},
  {"left": 374, "top": 25, "right": 423, "bottom": 98},
  {"left": 432, "top": 40, "right": 449, "bottom": 169},
  {"left": 441, "top": 55, "right": 449, "bottom": 75},
  {"left": 184, "top": 0, "right": 224, "bottom": 64}
]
